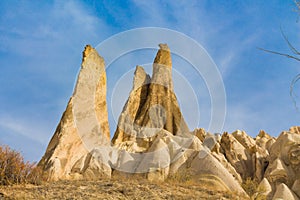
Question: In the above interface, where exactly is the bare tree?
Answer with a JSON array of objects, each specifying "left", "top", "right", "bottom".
[{"left": 259, "top": 0, "right": 300, "bottom": 110}]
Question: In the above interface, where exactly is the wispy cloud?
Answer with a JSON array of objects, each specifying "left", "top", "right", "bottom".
[
  {"left": 0, "top": 115, "right": 48, "bottom": 145},
  {"left": 0, "top": 0, "right": 108, "bottom": 55}
]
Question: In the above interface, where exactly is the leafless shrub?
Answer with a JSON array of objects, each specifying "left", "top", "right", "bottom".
[{"left": 0, "top": 144, "right": 45, "bottom": 185}]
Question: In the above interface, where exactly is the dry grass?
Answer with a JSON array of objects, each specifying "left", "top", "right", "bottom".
[
  {"left": 0, "top": 178, "right": 250, "bottom": 200},
  {"left": 242, "top": 178, "right": 267, "bottom": 200},
  {"left": 167, "top": 170, "right": 230, "bottom": 193},
  {"left": 166, "top": 169, "right": 193, "bottom": 184},
  {"left": 242, "top": 178, "right": 259, "bottom": 197},
  {"left": 0, "top": 145, "right": 44, "bottom": 185}
]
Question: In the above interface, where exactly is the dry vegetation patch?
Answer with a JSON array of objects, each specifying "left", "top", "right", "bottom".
[
  {"left": 0, "top": 178, "right": 250, "bottom": 200},
  {"left": 0, "top": 145, "right": 44, "bottom": 185}
]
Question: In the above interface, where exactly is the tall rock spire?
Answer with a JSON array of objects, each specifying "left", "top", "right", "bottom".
[
  {"left": 112, "top": 44, "right": 189, "bottom": 151},
  {"left": 151, "top": 43, "right": 173, "bottom": 90},
  {"left": 39, "top": 45, "right": 110, "bottom": 180},
  {"left": 153, "top": 44, "right": 172, "bottom": 67}
]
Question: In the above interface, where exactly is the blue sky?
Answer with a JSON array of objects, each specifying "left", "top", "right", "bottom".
[{"left": 0, "top": 0, "right": 299, "bottom": 162}]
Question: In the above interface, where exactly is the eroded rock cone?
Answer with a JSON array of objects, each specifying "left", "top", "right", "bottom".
[
  {"left": 38, "top": 45, "right": 110, "bottom": 180},
  {"left": 112, "top": 44, "right": 189, "bottom": 151}
]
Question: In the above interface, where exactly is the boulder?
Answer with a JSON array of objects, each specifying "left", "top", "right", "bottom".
[
  {"left": 256, "top": 178, "right": 272, "bottom": 199},
  {"left": 220, "top": 132, "right": 254, "bottom": 179},
  {"left": 292, "top": 179, "right": 300, "bottom": 198},
  {"left": 272, "top": 183, "right": 299, "bottom": 200},
  {"left": 188, "top": 147, "right": 247, "bottom": 195},
  {"left": 290, "top": 126, "right": 300, "bottom": 134},
  {"left": 232, "top": 130, "right": 256, "bottom": 150},
  {"left": 192, "top": 128, "right": 206, "bottom": 142},
  {"left": 256, "top": 130, "right": 272, "bottom": 150}
]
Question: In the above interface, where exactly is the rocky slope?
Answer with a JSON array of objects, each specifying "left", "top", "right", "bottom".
[{"left": 38, "top": 44, "right": 300, "bottom": 199}]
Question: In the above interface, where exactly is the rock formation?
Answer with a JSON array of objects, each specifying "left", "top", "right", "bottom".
[
  {"left": 38, "top": 45, "right": 111, "bottom": 180},
  {"left": 109, "top": 44, "right": 246, "bottom": 194},
  {"left": 263, "top": 127, "right": 300, "bottom": 199},
  {"left": 112, "top": 44, "right": 190, "bottom": 151},
  {"left": 272, "top": 183, "right": 299, "bottom": 200},
  {"left": 209, "top": 127, "right": 300, "bottom": 200},
  {"left": 39, "top": 43, "right": 300, "bottom": 199}
]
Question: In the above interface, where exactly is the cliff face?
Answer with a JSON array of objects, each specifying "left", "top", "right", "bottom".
[{"left": 39, "top": 44, "right": 300, "bottom": 199}]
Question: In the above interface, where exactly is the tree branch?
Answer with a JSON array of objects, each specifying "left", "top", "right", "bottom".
[
  {"left": 280, "top": 26, "right": 300, "bottom": 55},
  {"left": 257, "top": 47, "right": 300, "bottom": 62},
  {"left": 290, "top": 73, "right": 300, "bottom": 111}
]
